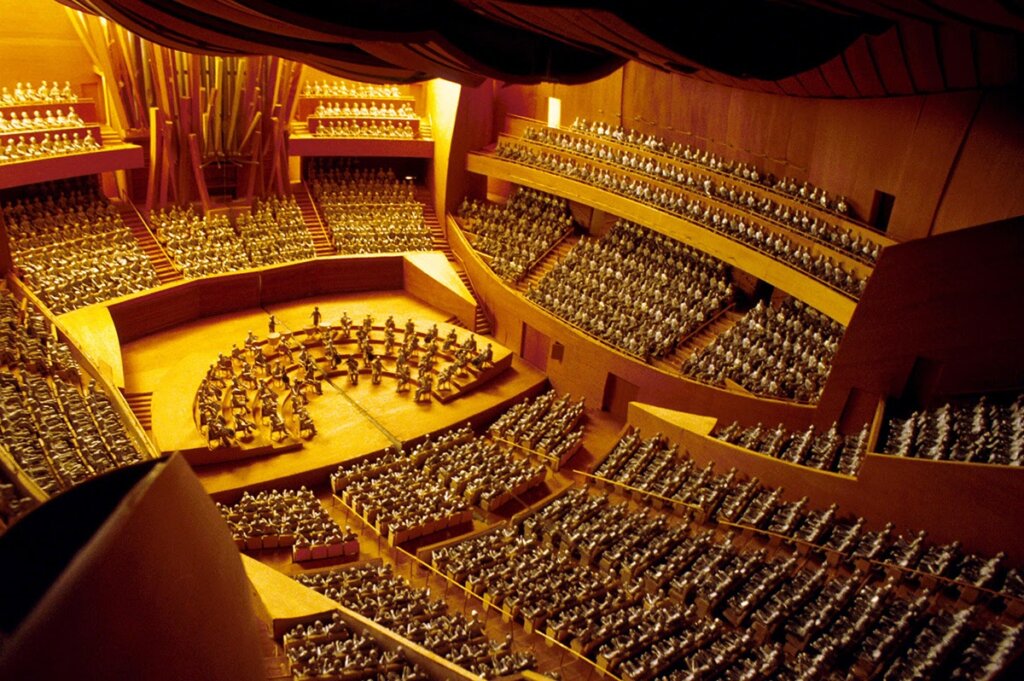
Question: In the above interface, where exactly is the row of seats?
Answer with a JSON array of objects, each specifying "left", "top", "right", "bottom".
[
  {"left": 0, "top": 130, "right": 101, "bottom": 164},
  {"left": 308, "top": 166, "right": 432, "bottom": 254},
  {"left": 295, "top": 563, "right": 536, "bottom": 679},
  {"left": 714, "top": 420, "right": 870, "bottom": 475},
  {"left": 572, "top": 118, "right": 856, "bottom": 226},
  {"left": 313, "top": 119, "right": 417, "bottom": 139},
  {"left": 313, "top": 101, "right": 416, "bottom": 119},
  {"left": 1, "top": 80, "right": 77, "bottom": 105},
  {"left": 881, "top": 392, "right": 1024, "bottom": 466},
  {"left": 0, "top": 288, "right": 147, "bottom": 498},
  {"left": 457, "top": 186, "right": 574, "bottom": 283},
  {"left": 0, "top": 106, "right": 85, "bottom": 132},
  {"left": 215, "top": 487, "right": 354, "bottom": 561},
  {"left": 283, "top": 612, "right": 429, "bottom": 680},
  {"left": 0, "top": 293, "right": 77, "bottom": 378},
  {"left": 496, "top": 136, "right": 867, "bottom": 298},
  {"left": 682, "top": 298, "right": 844, "bottom": 402},
  {"left": 432, "top": 483, "right": 1022, "bottom": 679},
  {"left": 3, "top": 181, "right": 159, "bottom": 314},
  {"left": 151, "top": 195, "right": 314, "bottom": 278},
  {"left": 333, "top": 424, "right": 545, "bottom": 541},
  {"left": 302, "top": 80, "right": 402, "bottom": 98},
  {"left": 525, "top": 220, "right": 733, "bottom": 362},
  {"left": 332, "top": 390, "right": 585, "bottom": 538},
  {"left": 333, "top": 434, "right": 474, "bottom": 542},
  {"left": 0, "top": 465, "right": 35, "bottom": 529},
  {"left": 592, "top": 431, "right": 1024, "bottom": 601}
]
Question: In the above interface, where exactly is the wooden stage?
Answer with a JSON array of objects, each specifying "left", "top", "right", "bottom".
[{"left": 118, "top": 289, "right": 549, "bottom": 499}]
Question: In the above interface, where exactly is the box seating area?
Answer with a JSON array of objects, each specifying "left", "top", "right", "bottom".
[
  {"left": 498, "top": 128, "right": 867, "bottom": 298},
  {"left": 457, "top": 186, "right": 574, "bottom": 283},
  {"left": 216, "top": 487, "right": 356, "bottom": 563},
  {"left": 308, "top": 165, "right": 432, "bottom": 254},
  {"left": 880, "top": 391, "right": 1024, "bottom": 466},
  {"left": 681, "top": 298, "right": 844, "bottom": 403},
  {"left": 713, "top": 419, "right": 870, "bottom": 475}
]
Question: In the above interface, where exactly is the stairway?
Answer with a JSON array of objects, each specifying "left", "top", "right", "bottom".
[
  {"left": 415, "top": 187, "right": 452, "bottom": 258},
  {"left": 115, "top": 201, "right": 182, "bottom": 284},
  {"left": 295, "top": 186, "right": 335, "bottom": 256},
  {"left": 123, "top": 391, "right": 154, "bottom": 431},
  {"left": 413, "top": 187, "right": 492, "bottom": 335},
  {"left": 516, "top": 235, "right": 578, "bottom": 293},
  {"left": 655, "top": 308, "right": 745, "bottom": 373},
  {"left": 452, "top": 268, "right": 492, "bottom": 335}
]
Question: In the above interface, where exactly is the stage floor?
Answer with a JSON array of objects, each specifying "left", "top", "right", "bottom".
[{"left": 120, "top": 289, "right": 549, "bottom": 498}]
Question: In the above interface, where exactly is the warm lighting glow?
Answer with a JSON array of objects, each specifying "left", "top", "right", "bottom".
[{"left": 547, "top": 96, "right": 561, "bottom": 128}]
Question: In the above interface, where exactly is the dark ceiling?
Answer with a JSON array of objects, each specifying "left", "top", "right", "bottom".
[{"left": 61, "top": 0, "right": 1024, "bottom": 96}]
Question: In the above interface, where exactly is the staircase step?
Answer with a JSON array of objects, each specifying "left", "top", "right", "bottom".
[
  {"left": 123, "top": 391, "right": 154, "bottom": 430},
  {"left": 114, "top": 201, "right": 182, "bottom": 284},
  {"left": 294, "top": 185, "right": 335, "bottom": 257}
]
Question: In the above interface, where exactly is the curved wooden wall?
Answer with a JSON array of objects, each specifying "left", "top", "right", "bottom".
[
  {"left": 107, "top": 255, "right": 475, "bottom": 345},
  {"left": 495, "top": 64, "right": 1024, "bottom": 241}
]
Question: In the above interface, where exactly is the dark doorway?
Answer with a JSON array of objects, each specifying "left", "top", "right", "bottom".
[
  {"left": 602, "top": 373, "right": 640, "bottom": 420},
  {"left": 869, "top": 190, "right": 896, "bottom": 232}
]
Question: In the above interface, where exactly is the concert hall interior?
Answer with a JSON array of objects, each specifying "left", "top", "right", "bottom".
[{"left": 1, "top": 1, "right": 1023, "bottom": 679}]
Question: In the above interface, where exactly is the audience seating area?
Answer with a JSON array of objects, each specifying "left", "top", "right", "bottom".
[
  {"left": 570, "top": 117, "right": 874, "bottom": 260},
  {"left": 295, "top": 563, "right": 537, "bottom": 678},
  {"left": 283, "top": 611, "right": 429, "bottom": 680},
  {"left": 2, "top": 179, "right": 159, "bottom": 314},
  {"left": 488, "top": 389, "right": 585, "bottom": 468},
  {"left": 0, "top": 288, "right": 147, "bottom": 499},
  {"left": 880, "top": 391, "right": 1024, "bottom": 466},
  {"left": 308, "top": 165, "right": 432, "bottom": 254},
  {"left": 714, "top": 420, "right": 870, "bottom": 476},
  {"left": 682, "top": 298, "right": 844, "bottom": 402},
  {"left": 332, "top": 426, "right": 544, "bottom": 544},
  {"left": 216, "top": 487, "right": 355, "bottom": 563},
  {"left": 332, "top": 391, "right": 583, "bottom": 542},
  {"left": 151, "top": 194, "right": 314, "bottom": 278},
  {"left": 496, "top": 129, "right": 868, "bottom": 298},
  {"left": 525, "top": 219, "right": 733, "bottom": 362},
  {"left": 457, "top": 186, "right": 575, "bottom": 283},
  {"left": 431, "top": 478, "right": 1024, "bottom": 680}
]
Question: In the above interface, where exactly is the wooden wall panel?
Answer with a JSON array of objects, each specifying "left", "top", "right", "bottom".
[
  {"left": 886, "top": 91, "right": 980, "bottom": 241},
  {"left": 818, "top": 216, "right": 1024, "bottom": 424},
  {"left": 0, "top": 1, "right": 100, "bottom": 116},
  {"left": 933, "top": 90, "right": 1024, "bottom": 234},
  {"left": 496, "top": 60, "right": 1022, "bottom": 241},
  {"left": 553, "top": 67, "right": 623, "bottom": 128},
  {"left": 110, "top": 257, "right": 405, "bottom": 343}
]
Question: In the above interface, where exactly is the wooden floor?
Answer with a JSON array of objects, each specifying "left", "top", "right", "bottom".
[{"left": 120, "top": 289, "right": 549, "bottom": 498}]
